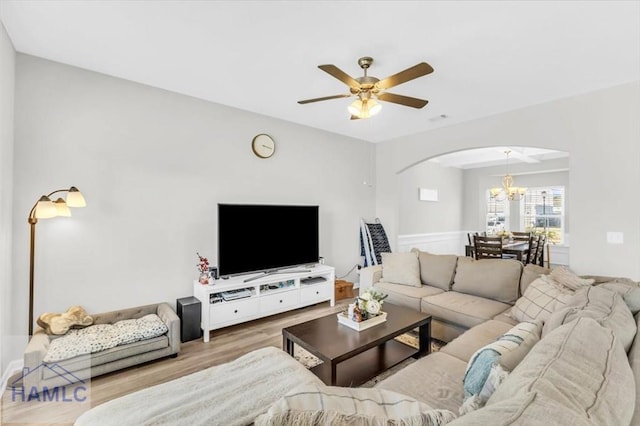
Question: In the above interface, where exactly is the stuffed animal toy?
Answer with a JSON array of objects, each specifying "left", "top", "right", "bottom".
[{"left": 37, "top": 306, "right": 94, "bottom": 335}]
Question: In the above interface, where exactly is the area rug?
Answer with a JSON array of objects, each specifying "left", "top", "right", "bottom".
[{"left": 293, "top": 330, "right": 445, "bottom": 388}]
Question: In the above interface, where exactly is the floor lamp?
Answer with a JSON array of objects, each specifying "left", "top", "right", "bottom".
[{"left": 27, "top": 186, "right": 86, "bottom": 336}]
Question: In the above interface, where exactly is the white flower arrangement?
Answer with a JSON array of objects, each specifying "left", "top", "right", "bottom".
[{"left": 357, "top": 289, "right": 388, "bottom": 318}]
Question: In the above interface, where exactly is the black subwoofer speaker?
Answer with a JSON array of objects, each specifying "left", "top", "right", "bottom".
[{"left": 176, "top": 297, "right": 202, "bottom": 342}]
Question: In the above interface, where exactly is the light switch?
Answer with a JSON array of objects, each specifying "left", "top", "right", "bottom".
[{"left": 607, "top": 232, "right": 624, "bottom": 244}]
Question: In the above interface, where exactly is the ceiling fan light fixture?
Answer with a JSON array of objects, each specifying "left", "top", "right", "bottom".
[{"left": 347, "top": 98, "right": 382, "bottom": 119}]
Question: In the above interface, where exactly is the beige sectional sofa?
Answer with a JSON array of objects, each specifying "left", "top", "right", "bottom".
[
  {"left": 22, "top": 303, "right": 180, "bottom": 392},
  {"left": 360, "top": 251, "right": 640, "bottom": 424}
]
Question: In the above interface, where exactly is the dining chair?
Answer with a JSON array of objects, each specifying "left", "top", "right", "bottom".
[
  {"left": 511, "top": 231, "right": 531, "bottom": 242},
  {"left": 473, "top": 235, "right": 504, "bottom": 260},
  {"left": 525, "top": 235, "right": 540, "bottom": 265},
  {"left": 535, "top": 234, "right": 547, "bottom": 267}
]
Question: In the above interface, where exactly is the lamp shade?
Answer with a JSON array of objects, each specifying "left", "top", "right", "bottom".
[
  {"left": 66, "top": 186, "right": 86, "bottom": 208},
  {"left": 53, "top": 198, "right": 72, "bottom": 217},
  {"left": 34, "top": 196, "right": 57, "bottom": 219},
  {"left": 367, "top": 99, "right": 382, "bottom": 116},
  {"left": 347, "top": 98, "right": 382, "bottom": 119},
  {"left": 347, "top": 99, "right": 364, "bottom": 116}
]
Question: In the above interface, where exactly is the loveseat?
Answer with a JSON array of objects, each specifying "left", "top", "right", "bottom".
[{"left": 23, "top": 302, "right": 180, "bottom": 392}]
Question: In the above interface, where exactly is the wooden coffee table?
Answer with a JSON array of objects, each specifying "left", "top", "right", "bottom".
[{"left": 282, "top": 303, "right": 431, "bottom": 386}]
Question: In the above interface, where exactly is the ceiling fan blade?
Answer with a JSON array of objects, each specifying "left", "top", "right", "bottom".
[
  {"left": 297, "top": 94, "right": 351, "bottom": 104},
  {"left": 375, "top": 62, "right": 434, "bottom": 90},
  {"left": 377, "top": 92, "right": 429, "bottom": 109},
  {"left": 350, "top": 115, "right": 361, "bottom": 120},
  {"left": 318, "top": 64, "right": 361, "bottom": 90}
]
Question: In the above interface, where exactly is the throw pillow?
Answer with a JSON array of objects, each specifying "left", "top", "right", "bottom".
[
  {"left": 37, "top": 305, "right": 94, "bottom": 335},
  {"left": 410, "top": 248, "right": 458, "bottom": 290},
  {"left": 519, "top": 263, "right": 551, "bottom": 296},
  {"left": 460, "top": 321, "right": 541, "bottom": 415},
  {"left": 548, "top": 266, "right": 594, "bottom": 291},
  {"left": 509, "top": 276, "right": 573, "bottom": 323},
  {"left": 380, "top": 252, "right": 421, "bottom": 287},
  {"left": 542, "top": 286, "right": 637, "bottom": 351},
  {"left": 254, "top": 383, "right": 457, "bottom": 426}
]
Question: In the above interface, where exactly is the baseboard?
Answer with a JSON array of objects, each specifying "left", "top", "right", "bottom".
[{"left": 1, "top": 359, "right": 23, "bottom": 397}]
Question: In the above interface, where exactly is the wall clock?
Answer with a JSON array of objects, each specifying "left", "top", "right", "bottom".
[{"left": 251, "top": 134, "right": 275, "bottom": 159}]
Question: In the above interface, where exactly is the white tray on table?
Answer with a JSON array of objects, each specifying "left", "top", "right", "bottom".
[{"left": 337, "top": 311, "right": 387, "bottom": 331}]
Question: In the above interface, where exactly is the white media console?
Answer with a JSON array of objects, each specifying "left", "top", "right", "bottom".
[{"left": 193, "top": 264, "right": 335, "bottom": 342}]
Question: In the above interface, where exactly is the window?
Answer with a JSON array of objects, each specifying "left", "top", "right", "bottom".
[
  {"left": 520, "top": 187, "right": 565, "bottom": 244},
  {"left": 486, "top": 190, "right": 509, "bottom": 235}
]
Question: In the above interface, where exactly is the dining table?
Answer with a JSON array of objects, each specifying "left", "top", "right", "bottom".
[{"left": 465, "top": 240, "right": 530, "bottom": 261}]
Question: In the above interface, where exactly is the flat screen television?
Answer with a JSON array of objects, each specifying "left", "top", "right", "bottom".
[{"left": 218, "top": 204, "right": 319, "bottom": 278}]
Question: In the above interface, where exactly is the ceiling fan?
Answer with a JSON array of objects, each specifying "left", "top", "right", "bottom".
[{"left": 298, "top": 56, "right": 434, "bottom": 120}]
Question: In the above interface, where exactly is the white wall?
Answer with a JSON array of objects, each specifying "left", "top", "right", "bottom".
[
  {"left": 397, "top": 161, "right": 463, "bottom": 235},
  {"left": 376, "top": 81, "right": 640, "bottom": 280},
  {"left": 11, "top": 55, "right": 376, "bottom": 344},
  {"left": 0, "top": 21, "right": 15, "bottom": 373}
]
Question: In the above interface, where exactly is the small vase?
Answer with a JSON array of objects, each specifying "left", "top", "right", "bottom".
[{"left": 198, "top": 272, "right": 210, "bottom": 285}]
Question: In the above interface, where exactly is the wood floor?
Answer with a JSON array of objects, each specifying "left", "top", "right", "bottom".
[{"left": 1, "top": 298, "right": 351, "bottom": 426}]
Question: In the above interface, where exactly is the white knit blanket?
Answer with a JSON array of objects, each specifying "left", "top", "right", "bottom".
[{"left": 74, "top": 346, "right": 322, "bottom": 426}]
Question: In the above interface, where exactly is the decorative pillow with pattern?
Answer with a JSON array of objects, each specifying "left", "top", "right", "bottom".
[
  {"left": 255, "top": 383, "right": 457, "bottom": 426},
  {"left": 510, "top": 276, "right": 574, "bottom": 323},
  {"left": 548, "top": 266, "right": 595, "bottom": 291},
  {"left": 460, "top": 321, "right": 541, "bottom": 415}
]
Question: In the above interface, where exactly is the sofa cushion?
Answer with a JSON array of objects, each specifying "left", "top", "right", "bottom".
[
  {"left": 421, "top": 292, "right": 512, "bottom": 329},
  {"left": 548, "top": 265, "right": 595, "bottom": 290},
  {"left": 411, "top": 249, "right": 458, "bottom": 290},
  {"left": 255, "top": 383, "right": 457, "bottom": 426},
  {"left": 43, "top": 335, "right": 168, "bottom": 379},
  {"left": 510, "top": 276, "right": 573, "bottom": 323},
  {"left": 628, "top": 312, "right": 640, "bottom": 425},
  {"left": 373, "top": 282, "right": 444, "bottom": 312},
  {"left": 487, "top": 317, "right": 635, "bottom": 426},
  {"left": 43, "top": 314, "right": 169, "bottom": 362},
  {"left": 542, "top": 285, "right": 637, "bottom": 352},
  {"left": 492, "top": 310, "right": 519, "bottom": 326},
  {"left": 598, "top": 278, "right": 640, "bottom": 315},
  {"left": 441, "top": 320, "right": 514, "bottom": 363},
  {"left": 380, "top": 252, "right": 421, "bottom": 287},
  {"left": 447, "top": 392, "right": 594, "bottom": 426},
  {"left": 520, "top": 263, "right": 550, "bottom": 296},
  {"left": 375, "top": 352, "right": 467, "bottom": 413},
  {"left": 452, "top": 257, "right": 522, "bottom": 304}
]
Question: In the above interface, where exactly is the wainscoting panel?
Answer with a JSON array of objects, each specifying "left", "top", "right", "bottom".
[
  {"left": 397, "top": 232, "right": 468, "bottom": 256},
  {"left": 548, "top": 245, "right": 570, "bottom": 267}
]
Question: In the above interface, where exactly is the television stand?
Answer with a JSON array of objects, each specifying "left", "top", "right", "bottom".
[
  {"left": 243, "top": 268, "right": 312, "bottom": 283},
  {"left": 193, "top": 264, "right": 335, "bottom": 342}
]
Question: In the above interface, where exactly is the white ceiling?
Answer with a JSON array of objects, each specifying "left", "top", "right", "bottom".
[
  {"left": 1, "top": 1, "right": 639, "bottom": 143},
  {"left": 429, "top": 147, "right": 569, "bottom": 169}
]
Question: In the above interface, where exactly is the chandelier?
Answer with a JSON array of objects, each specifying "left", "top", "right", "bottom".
[{"left": 490, "top": 150, "right": 527, "bottom": 201}]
